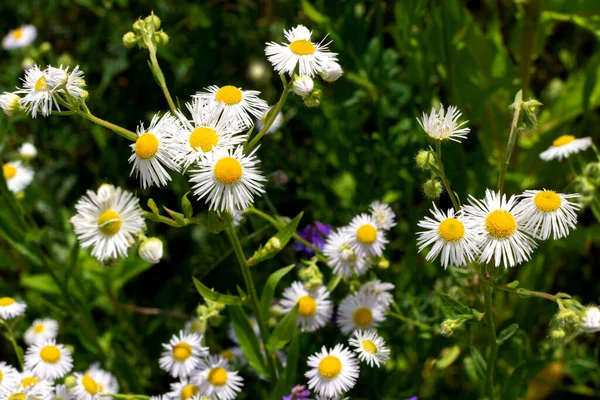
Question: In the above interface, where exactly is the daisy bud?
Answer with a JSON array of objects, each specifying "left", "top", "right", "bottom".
[
  {"left": 248, "top": 59, "right": 269, "bottom": 83},
  {"left": 80, "top": 90, "right": 89, "bottom": 101},
  {"left": 305, "top": 277, "right": 323, "bottom": 291},
  {"left": 422, "top": 178, "right": 443, "bottom": 200},
  {"left": 319, "top": 61, "right": 344, "bottom": 82},
  {"left": 270, "top": 303, "right": 283, "bottom": 317},
  {"left": 264, "top": 237, "right": 281, "bottom": 251},
  {"left": 440, "top": 319, "right": 464, "bottom": 337},
  {"left": 19, "top": 143, "right": 37, "bottom": 159},
  {"left": 550, "top": 327, "right": 566, "bottom": 341},
  {"left": 415, "top": 150, "right": 436, "bottom": 170},
  {"left": 132, "top": 19, "right": 145, "bottom": 33},
  {"left": 377, "top": 257, "right": 390, "bottom": 269},
  {"left": 573, "top": 178, "right": 595, "bottom": 206},
  {"left": 138, "top": 237, "right": 164, "bottom": 264},
  {"left": 22, "top": 57, "right": 35, "bottom": 70},
  {"left": 303, "top": 89, "right": 322, "bottom": 108},
  {"left": 39, "top": 42, "right": 52, "bottom": 53},
  {"left": 581, "top": 307, "right": 600, "bottom": 333},
  {"left": 293, "top": 75, "right": 314, "bottom": 98},
  {"left": 123, "top": 31, "right": 138, "bottom": 48},
  {"left": 0, "top": 92, "right": 23, "bottom": 116},
  {"left": 555, "top": 308, "right": 578, "bottom": 326},
  {"left": 145, "top": 14, "right": 161, "bottom": 30},
  {"left": 97, "top": 184, "right": 116, "bottom": 203},
  {"left": 521, "top": 98, "right": 543, "bottom": 130},
  {"left": 64, "top": 375, "right": 77, "bottom": 389},
  {"left": 155, "top": 31, "right": 169, "bottom": 46}
]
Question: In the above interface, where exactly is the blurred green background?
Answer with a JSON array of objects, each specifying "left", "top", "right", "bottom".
[{"left": 1, "top": 0, "right": 600, "bottom": 399}]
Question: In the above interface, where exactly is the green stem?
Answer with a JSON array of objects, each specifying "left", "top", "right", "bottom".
[
  {"left": 495, "top": 284, "right": 557, "bottom": 302},
  {"left": 0, "top": 323, "right": 24, "bottom": 369},
  {"left": 482, "top": 270, "right": 498, "bottom": 400},
  {"left": 148, "top": 48, "right": 177, "bottom": 114},
  {"left": 387, "top": 310, "right": 436, "bottom": 332},
  {"left": 435, "top": 141, "right": 460, "bottom": 210},
  {"left": 497, "top": 91, "right": 523, "bottom": 195}
]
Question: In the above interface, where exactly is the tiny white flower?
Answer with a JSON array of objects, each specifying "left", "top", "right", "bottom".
[
  {"left": 167, "top": 379, "right": 200, "bottom": 400},
  {"left": 193, "top": 355, "right": 244, "bottom": 400},
  {"left": 16, "top": 65, "right": 64, "bottom": 117},
  {"left": 0, "top": 296, "right": 26, "bottom": 319},
  {"left": 2, "top": 25, "right": 37, "bottom": 50},
  {"left": 159, "top": 331, "right": 208, "bottom": 379},
  {"left": 369, "top": 201, "right": 396, "bottom": 231},
  {"left": 358, "top": 280, "right": 395, "bottom": 312},
  {"left": 337, "top": 292, "right": 385, "bottom": 335},
  {"left": 515, "top": 190, "right": 580, "bottom": 240},
  {"left": 540, "top": 135, "right": 592, "bottom": 161},
  {"left": 19, "top": 143, "right": 37, "bottom": 159},
  {"left": 319, "top": 61, "right": 344, "bottom": 82},
  {"left": 305, "top": 344, "right": 359, "bottom": 398},
  {"left": 581, "top": 307, "right": 600, "bottom": 333},
  {"left": 3, "top": 161, "right": 34, "bottom": 193},
  {"left": 16, "top": 370, "right": 54, "bottom": 399},
  {"left": 348, "top": 330, "right": 391, "bottom": 367},
  {"left": 280, "top": 281, "right": 333, "bottom": 332},
  {"left": 347, "top": 214, "right": 388, "bottom": 257},
  {"left": 194, "top": 85, "right": 269, "bottom": 129},
  {"left": 323, "top": 227, "right": 370, "bottom": 277},
  {"left": 24, "top": 340, "right": 73, "bottom": 380},
  {"left": 138, "top": 237, "right": 164, "bottom": 264},
  {"left": 0, "top": 92, "right": 22, "bottom": 116},
  {"left": 293, "top": 75, "right": 314, "bottom": 97},
  {"left": 417, "top": 104, "right": 470, "bottom": 142},
  {"left": 72, "top": 369, "right": 117, "bottom": 400},
  {"left": 24, "top": 318, "right": 59, "bottom": 346}
]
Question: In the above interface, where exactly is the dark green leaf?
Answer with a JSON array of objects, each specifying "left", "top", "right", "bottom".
[
  {"left": 181, "top": 192, "right": 193, "bottom": 218},
  {"left": 301, "top": 0, "right": 329, "bottom": 23},
  {"left": 497, "top": 324, "right": 519, "bottom": 345},
  {"left": 470, "top": 346, "right": 487, "bottom": 379},
  {"left": 266, "top": 305, "right": 299, "bottom": 353},
  {"left": 206, "top": 211, "right": 226, "bottom": 234},
  {"left": 192, "top": 277, "right": 242, "bottom": 306},
  {"left": 228, "top": 306, "right": 270, "bottom": 379},
  {"left": 260, "top": 264, "right": 295, "bottom": 317},
  {"left": 438, "top": 292, "right": 471, "bottom": 317},
  {"left": 507, "top": 280, "right": 520, "bottom": 289}
]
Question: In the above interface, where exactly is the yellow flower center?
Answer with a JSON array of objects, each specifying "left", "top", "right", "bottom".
[
  {"left": 135, "top": 133, "right": 159, "bottom": 159},
  {"left": 35, "top": 76, "right": 47, "bottom": 92},
  {"left": 552, "top": 135, "right": 575, "bottom": 147},
  {"left": 289, "top": 40, "right": 316, "bottom": 55},
  {"left": 0, "top": 297, "right": 15, "bottom": 306},
  {"left": 534, "top": 190, "right": 561, "bottom": 212},
  {"left": 172, "top": 342, "right": 192, "bottom": 361},
  {"left": 353, "top": 307, "right": 373, "bottom": 328},
  {"left": 215, "top": 86, "right": 242, "bottom": 105},
  {"left": 485, "top": 210, "right": 516, "bottom": 238},
  {"left": 356, "top": 224, "right": 377, "bottom": 244},
  {"left": 22, "top": 377, "right": 39, "bottom": 388},
  {"left": 3, "top": 164, "right": 17, "bottom": 180},
  {"left": 208, "top": 367, "right": 228, "bottom": 387},
  {"left": 221, "top": 349, "right": 234, "bottom": 361},
  {"left": 362, "top": 339, "right": 378, "bottom": 354},
  {"left": 438, "top": 218, "right": 465, "bottom": 242},
  {"left": 82, "top": 375, "right": 98, "bottom": 395},
  {"left": 12, "top": 28, "right": 23, "bottom": 39},
  {"left": 33, "top": 324, "right": 45, "bottom": 333},
  {"left": 40, "top": 345, "right": 61, "bottom": 363},
  {"left": 297, "top": 295, "right": 317, "bottom": 317},
  {"left": 181, "top": 385, "right": 199, "bottom": 400},
  {"left": 97, "top": 209, "right": 122, "bottom": 236},
  {"left": 318, "top": 355, "right": 342, "bottom": 379},
  {"left": 189, "top": 127, "right": 219, "bottom": 152},
  {"left": 0, "top": 370, "right": 3, "bottom": 382},
  {"left": 214, "top": 157, "right": 243, "bottom": 184},
  {"left": 9, "top": 394, "right": 26, "bottom": 400}
]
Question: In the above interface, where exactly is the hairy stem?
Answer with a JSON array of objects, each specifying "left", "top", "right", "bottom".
[
  {"left": 494, "top": 284, "right": 557, "bottom": 301},
  {"left": 435, "top": 141, "right": 460, "bottom": 210},
  {"left": 497, "top": 91, "right": 523, "bottom": 195},
  {"left": 148, "top": 47, "right": 177, "bottom": 114}
]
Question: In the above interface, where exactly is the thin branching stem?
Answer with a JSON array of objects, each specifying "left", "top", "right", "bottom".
[{"left": 435, "top": 141, "right": 460, "bottom": 210}]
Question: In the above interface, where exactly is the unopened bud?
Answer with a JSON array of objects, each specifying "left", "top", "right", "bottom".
[
  {"left": 581, "top": 306, "right": 600, "bottom": 333},
  {"left": 22, "top": 57, "right": 35, "bottom": 70},
  {"left": 319, "top": 61, "right": 343, "bottom": 82},
  {"left": 80, "top": 90, "right": 89, "bottom": 101},
  {"left": 416, "top": 150, "right": 436, "bottom": 170},
  {"left": 123, "top": 32, "right": 138, "bottom": 48},
  {"left": 423, "top": 178, "right": 443, "bottom": 199},
  {"left": 377, "top": 258, "right": 390, "bottom": 270},
  {"left": 584, "top": 162, "right": 600, "bottom": 181},
  {"left": 64, "top": 376, "right": 77, "bottom": 389},
  {"left": 304, "top": 277, "right": 323, "bottom": 291},
  {"left": 155, "top": 31, "right": 169, "bottom": 46},
  {"left": 57, "top": 53, "right": 73, "bottom": 67},
  {"left": 573, "top": 178, "right": 595, "bottom": 206},
  {"left": 138, "top": 237, "right": 164, "bottom": 264},
  {"left": 265, "top": 237, "right": 281, "bottom": 252},
  {"left": 270, "top": 304, "right": 283, "bottom": 317},
  {"left": 440, "top": 319, "right": 464, "bottom": 337},
  {"left": 550, "top": 328, "right": 566, "bottom": 340},
  {"left": 293, "top": 75, "right": 314, "bottom": 97},
  {"left": 556, "top": 308, "right": 578, "bottom": 325},
  {"left": 19, "top": 143, "right": 37, "bottom": 160},
  {"left": 303, "top": 89, "right": 322, "bottom": 108},
  {"left": 39, "top": 42, "right": 52, "bottom": 53},
  {"left": 144, "top": 14, "right": 161, "bottom": 30},
  {"left": 0, "top": 92, "right": 23, "bottom": 116},
  {"left": 132, "top": 19, "right": 145, "bottom": 33}
]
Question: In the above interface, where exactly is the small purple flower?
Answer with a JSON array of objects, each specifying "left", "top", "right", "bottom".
[
  {"left": 295, "top": 221, "right": 332, "bottom": 256},
  {"left": 282, "top": 385, "right": 310, "bottom": 400},
  {"left": 405, "top": 397, "right": 418, "bottom": 400}
]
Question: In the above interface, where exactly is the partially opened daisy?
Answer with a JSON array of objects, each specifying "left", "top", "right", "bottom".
[
  {"left": 194, "top": 85, "right": 269, "bottom": 129},
  {"left": 348, "top": 330, "right": 391, "bottom": 368},
  {"left": 159, "top": 330, "right": 208, "bottom": 378},
  {"left": 516, "top": 190, "right": 579, "bottom": 240},
  {"left": 540, "top": 135, "right": 592, "bottom": 161},
  {"left": 168, "top": 379, "right": 201, "bottom": 400},
  {"left": 194, "top": 355, "right": 244, "bottom": 400},
  {"left": 280, "top": 281, "right": 333, "bottom": 332},
  {"left": 24, "top": 340, "right": 73, "bottom": 380},
  {"left": 3, "top": 161, "right": 34, "bottom": 193},
  {"left": 348, "top": 214, "right": 388, "bottom": 257},
  {"left": 0, "top": 92, "right": 22, "bottom": 116},
  {"left": 70, "top": 186, "right": 146, "bottom": 262},
  {"left": 305, "top": 344, "right": 359, "bottom": 398},
  {"left": 416, "top": 204, "right": 480, "bottom": 268},
  {"left": 323, "top": 227, "right": 369, "bottom": 277},
  {"left": 369, "top": 201, "right": 396, "bottom": 231},
  {"left": 0, "top": 362, "right": 19, "bottom": 394},
  {"left": 418, "top": 105, "right": 470, "bottom": 142},
  {"left": 358, "top": 280, "right": 395, "bottom": 312},
  {"left": 189, "top": 145, "right": 266, "bottom": 213},
  {"left": 129, "top": 112, "right": 181, "bottom": 188},
  {"left": 16, "top": 65, "right": 65, "bottom": 117},
  {"left": 265, "top": 25, "right": 338, "bottom": 77},
  {"left": 24, "top": 318, "right": 59, "bottom": 346},
  {"left": 464, "top": 189, "right": 537, "bottom": 268},
  {"left": 337, "top": 292, "right": 385, "bottom": 335},
  {"left": 2, "top": 25, "right": 37, "bottom": 49},
  {"left": 0, "top": 296, "right": 26, "bottom": 319}
]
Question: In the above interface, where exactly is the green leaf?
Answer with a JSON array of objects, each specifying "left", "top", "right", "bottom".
[
  {"left": 147, "top": 198, "right": 159, "bottom": 215},
  {"left": 164, "top": 207, "right": 186, "bottom": 225},
  {"left": 192, "top": 277, "right": 242, "bottom": 306},
  {"left": 20, "top": 274, "right": 61, "bottom": 295},
  {"left": 436, "top": 345, "right": 461, "bottom": 369},
  {"left": 507, "top": 280, "right": 520, "bottom": 289},
  {"left": 438, "top": 292, "right": 471, "bottom": 317},
  {"left": 301, "top": 0, "right": 329, "bottom": 24},
  {"left": 285, "top": 331, "right": 300, "bottom": 389},
  {"left": 500, "top": 362, "right": 527, "bottom": 400},
  {"left": 470, "top": 346, "right": 487, "bottom": 379},
  {"left": 228, "top": 306, "right": 270, "bottom": 379},
  {"left": 266, "top": 305, "right": 299, "bottom": 353},
  {"left": 205, "top": 211, "right": 226, "bottom": 234},
  {"left": 497, "top": 324, "right": 519, "bottom": 345},
  {"left": 181, "top": 192, "right": 193, "bottom": 218},
  {"left": 248, "top": 212, "right": 303, "bottom": 267},
  {"left": 260, "top": 264, "right": 295, "bottom": 317}
]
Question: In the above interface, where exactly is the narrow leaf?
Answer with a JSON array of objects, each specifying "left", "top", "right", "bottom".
[
  {"left": 470, "top": 346, "right": 487, "bottom": 379},
  {"left": 248, "top": 212, "right": 303, "bottom": 267},
  {"left": 229, "top": 306, "right": 270, "bottom": 379},
  {"left": 260, "top": 264, "right": 295, "bottom": 317},
  {"left": 266, "top": 305, "right": 299, "bottom": 353},
  {"left": 301, "top": 0, "right": 329, "bottom": 23},
  {"left": 497, "top": 324, "right": 519, "bottom": 345},
  {"left": 507, "top": 280, "right": 520, "bottom": 289},
  {"left": 438, "top": 292, "right": 471, "bottom": 317},
  {"left": 147, "top": 198, "right": 160, "bottom": 215},
  {"left": 181, "top": 192, "right": 193, "bottom": 218},
  {"left": 192, "top": 277, "right": 242, "bottom": 306}
]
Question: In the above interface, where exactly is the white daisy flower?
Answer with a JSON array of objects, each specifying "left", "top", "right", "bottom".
[
  {"left": 70, "top": 186, "right": 146, "bottom": 262},
  {"left": 159, "top": 331, "right": 208, "bottom": 378},
  {"left": 305, "top": 344, "right": 359, "bottom": 398},
  {"left": 515, "top": 190, "right": 580, "bottom": 240},
  {"left": 337, "top": 292, "right": 385, "bottom": 335},
  {"left": 540, "top": 135, "right": 592, "bottom": 161},
  {"left": 3, "top": 161, "right": 33, "bottom": 193},
  {"left": 194, "top": 85, "right": 268, "bottom": 129},
  {"left": 0, "top": 92, "right": 22, "bottom": 116},
  {"left": 416, "top": 204, "right": 480, "bottom": 268},
  {"left": 1, "top": 379, "right": 49, "bottom": 400},
  {"left": 255, "top": 106, "right": 284, "bottom": 136},
  {"left": 0, "top": 362, "right": 19, "bottom": 394},
  {"left": 194, "top": 355, "right": 244, "bottom": 400},
  {"left": 2, "top": 25, "right": 37, "bottom": 50},
  {"left": 189, "top": 145, "right": 266, "bottom": 213},
  {"left": 24, "top": 319, "right": 59, "bottom": 346},
  {"left": 55, "top": 385, "right": 73, "bottom": 400},
  {"left": 46, "top": 65, "right": 86, "bottom": 99},
  {"left": 265, "top": 25, "right": 338, "bottom": 77},
  {"left": 369, "top": 201, "right": 396, "bottom": 231},
  {"left": 174, "top": 97, "right": 246, "bottom": 170},
  {"left": 581, "top": 307, "right": 600, "bottom": 333},
  {"left": 358, "top": 280, "right": 395, "bottom": 312},
  {"left": 71, "top": 373, "right": 105, "bottom": 400},
  {"left": 129, "top": 113, "right": 181, "bottom": 188},
  {"left": 0, "top": 297, "right": 26, "bottom": 319},
  {"left": 323, "top": 228, "right": 369, "bottom": 278},
  {"left": 417, "top": 105, "right": 470, "bottom": 142},
  {"left": 464, "top": 189, "right": 537, "bottom": 268},
  {"left": 167, "top": 379, "right": 201, "bottom": 400},
  {"left": 19, "top": 143, "right": 37, "bottom": 160},
  {"left": 280, "top": 281, "right": 333, "bottom": 332},
  {"left": 24, "top": 341, "right": 73, "bottom": 380},
  {"left": 16, "top": 65, "right": 65, "bottom": 118},
  {"left": 348, "top": 330, "right": 390, "bottom": 368},
  {"left": 16, "top": 370, "right": 54, "bottom": 399},
  {"left": 347, "top": 214, "right": 388, "bottom": 257},
  {"left": 88, "top": 368, "right": 118, "bottom": 395}
]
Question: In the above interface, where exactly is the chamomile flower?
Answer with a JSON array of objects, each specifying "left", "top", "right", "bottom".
[
  {"left": 347, "top": 214, "right": 388, "bottom": 257},
  {"left": 159, "top": 331, "right": 208, "bottom": 378},
  {"left": 0, "top": 297, "right": 26, "bottom": 319},
  {"left": 255, "top": 106, "right": 284, "bottom": 136},
  {"left": 194, "top": 355, "right": 244, "bottom": 400},
  {"left": 1, "top": 379, "right": 49, "bottom": 400},
  {"left": 168, "top": 379, "right": 201, "bottom": 400},
  {"left": 515, "top": 190, "right": 580, "bottom": 240},
  {"left": 87, "top": 368, "right": 118, "bottom": 395},
  {"left": 16, "top": 65, "right": 64, "bottom": 117},
  {"left": 55, "top": 385, "right": 73, "bottom": 400},
  {"left": 349, "top": 330, "right": 390, "bottom": 368},
  {"left": 194, "top": 85, "right": 269, "bottom": 129},
  {"left": 539, "top": 135, "right": 592, "bottom": 161},
  {"left": 417, "top": 105, "right": 470, "bottom": 142},
  {"left": 305, "top": 344, "right": 359, "bottom": 398},
  {"left": 71, "top": 372, "right": 107, "bottom": 400},
  {"left": 189, "top": 145, "right": 266, "bottom": 213},
  {"left": 416, "top": 204, "right": 480, "bottom": 268},
  {"left": 70, "top": 186, "right": 146, "bottom": 262},
  {"left": 129, "top": 113, "right": 181, "bottom": 188},
  {"left": 25, "top": 341, "right": 73, "bottom": 380},
  {"left": 3, "top": 161, "right": 33, "bottom": 193},
  {"left": 19, "top": 143, "right": 37, "bottom": 160},
  {"left": 17, "top": 370, "right": 54, "bottom": 399},
  {"left": 358, "top": 280, "right": 395, "bottom": 312},
  {"left": 336, "top": 292, "right": 385, "bottom": 335},
  {"left": 464, "top": 189, "right": 537, "bottom": 268},
  {"left": 280, "top": 281, "right": 333, "bottom": 332},
  {"left": 323, "top": 228, "right": 369, "bottom": 277},
  {"left": 369, "top": 201, "right": 396, "bottom": 231},
  {"left": 0, "top": 362, "right": 19, "bottom": 394},
  {"left": 265, "top": 25, "right": 338, "bottom": 77},
  {"left": 24, "top": 319, "right": 59, "bottom": 346},
  {"left": 2, "top": 25, "right": 37, "bottom": 49}
]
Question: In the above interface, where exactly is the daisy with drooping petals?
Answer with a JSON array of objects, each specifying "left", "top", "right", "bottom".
[
  {"left": 305, "top": 344, "right": 359, "bottom": 398},
  {"left": 323, "top": 228, "right": 369, "bottom": 277},
  {"left": 159, "top": 331, "right": 208, "bottom": 378},
  {"left": 16, "top": 65, "right": 65, "bottom": 118},
  {"left": 516, "top": 190, "right": 580, "bottom": 240},
  {"left": 194, "top": 355, "right": 244, "bottom": 400},
  {"left": 369, "top": 201, "right": 396, "bottom": 231},
  {"left": 464, "top": 189, "right": 537, "bottom": 268},
  {"left": 3, "top": 161, "right": 33, "bottom": 193},
  {"left": 348, "top": 214, "right": 388, "bottom": 257},
  {"left": 129, "top": 113, "right": 181, "bottom": 188},
  {"left": 358, "top": 280, "right": 395, "bottom": 312},
  {"left": 24, "top": 319, "right": 59, "bottom": 346},
  {"left": 25, "top": 340, "right": 73, "bottom": 380},
  {"left": 418, "top": 105, "right": 470, "bottom": 142},
  {"left": 337, "top": 292, "right": 385, "bottom": 335},
  {"left": 70, "top": 186, "right": 146, "bottom": 262},
  {"left": 189, "top": 145, "right": 266, "bottom": 213},
  {"left": 194, "top": 85, "right": 268, "bottom": 129},
  {"left": 539, "top": 135, "right": 592, "bottom": 161},
  {"left": 168, "top": 379, "right": 201, "bottom": 400},
  {"left": 0, "top": 362, "right": 19, "bottom": 394},
  {"left": 416, "top": 204, "right": 480, "bottom": 268},
  {"left": 2, "top": 25, "right": 37, "bottom": 49},
  {"left": 280, "top": 281, "right": 333, "bottom": 332},
  {"left": 265, "top": 25, "right": 338, "bottom": 77},
  {"left": 0, "top": 297, "right": 26, "bottom": 319},
  {"left": 349, "top": 330, "right": 390, "bottom": 368}
]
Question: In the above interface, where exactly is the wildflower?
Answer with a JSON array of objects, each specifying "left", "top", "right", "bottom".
[
  {"left": 305, "top": 344, "right": 359, "bottom": 398},
  {"left": 348, "top": 330, "right": 390, "bottom": 368},
  {"left": 337, "top": 292, "right": 385, "bottom": 335},
  {"left": 194, "top": 355, "right": 244, "bottom": 400},
  {"left": 280, "top": 281, "right": 333, "bottom": 332},
  {"left": 0, "top": 297, "right": 26, "bottom": 319},
  {"left": 56, "top": 65, "right": 86, "bottom": 99},
  {"left": 256, "top": 106, "right": 284, "bottom": 135},
  {"left": 24, "top": 340, "right": 73, "bottom": 380},
  {"left": 72, "top": 369, "right": 118, "bottom": 400},
  {"left": 19, "top": 143, "right": 37, "bottom": 159},
  {"left": 0, "top": 362, "right": 19, "bottom": 394},
  {"left": 323, "top": 227, "right": 369, "bottom": 277},
  {"left": 138, "top": 237, "right": 164, "bottom": 264},
  {"left": 415, "top": 150, "right": 435, "bottom": 170},
  {"left": 283, "top": 385, "right": 310, "bottom": 400},
  {"left": 168, "top": 379, "right": 200, "bottom": 400},
  {"left": 16, "top": 369, "right": 54, "bottom": 395},
  {"left": 581, "top": 307, "right": 600, "bottom": 333},
  {"left": 422, "top": 178, "right": 443, "bottom": 199},
  {"left": 348, "top": 214, "right": 388, "bottom": 257},
  {"left": 24, "top": 319, "right": 59, "bottom": 346},
  {"left": 3, "top": 161, "right": 34, "bottom": 193},
  {"left": 194, "top": 85, "right": 269, "bottom": 129},
  {"left": 539, "top": 135, "right": 592, "bottom": 161},
  {"left": 440, "top": 319, "right": 465, "bottom": 337},
  {"left": 515, "top": 190, "right": 579, "bottom": 240},
  {"left": 159, "top": 331, "right": 208, "bottom": 378},
  {"left": 319, "top": 61, "right": 343, "bottom": 82},
  {"left": 296, "top": 221, "right": 332, "bottom": 256},
  {"left": 2, "top": 378, "right": 50, "bottom": 400},
  {"left": 358, "top": 280, "right": 395, "bottom": 312},
  {"left": 0, "top": 92, "right": 22, "bottom": 116},
  {"left": 293, "top": 75, "right": 314, "bottom": 97},
  {"left": 417, "top": 105, "right": 470, "bottom": 142},
  {"left": 2, "top": 25, "right": 37, "bottom": 49},
  {"left": 16, "top": 65, "right": 64, "bottom": 117},
  {"left": 369, "top": 201, "right": 396, "bottom": 231}
]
